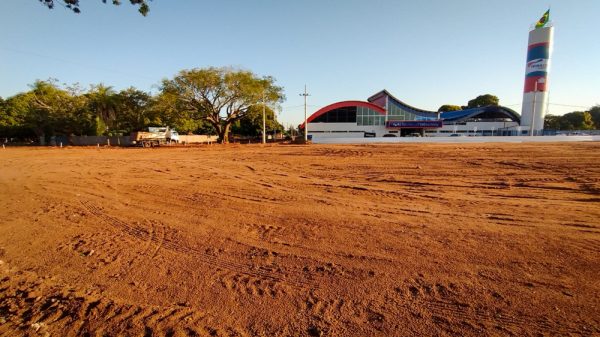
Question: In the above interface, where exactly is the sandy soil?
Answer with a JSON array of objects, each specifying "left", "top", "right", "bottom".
[{"left": 0, "top": 143, "right": 599, "bottom": 337}]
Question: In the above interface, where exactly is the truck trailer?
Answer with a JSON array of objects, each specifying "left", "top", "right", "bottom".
[{"left": 131, "top": 127, "right": 179, "bottom": 147}]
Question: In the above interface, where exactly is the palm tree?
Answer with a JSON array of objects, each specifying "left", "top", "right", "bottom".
[{"left": 87, "top": 84, "right": 118, "bottom": 132}]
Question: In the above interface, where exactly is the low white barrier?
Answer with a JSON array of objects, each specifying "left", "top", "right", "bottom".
[
  {"left": 312, "top": 135, "right": 600, "bottom": 144},
  {"left": 178, "top": 135, "right": 219, "bottom": 144}
]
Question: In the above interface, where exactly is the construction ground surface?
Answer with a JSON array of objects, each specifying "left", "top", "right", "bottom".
[{"left": 0, "top": 142, "right": 599, "bottom": 336}]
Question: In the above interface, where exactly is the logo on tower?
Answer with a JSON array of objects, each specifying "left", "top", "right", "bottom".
[
  {"left": 524, "top": 41, "right": 551, "bottom": 93},
  {"left": 526, "top": 59, "right": 548, "bottom": 74}
]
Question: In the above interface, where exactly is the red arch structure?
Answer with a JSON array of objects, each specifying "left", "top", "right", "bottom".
[{"left": 299, "top": 101, "right": 385, "bottom": 129}]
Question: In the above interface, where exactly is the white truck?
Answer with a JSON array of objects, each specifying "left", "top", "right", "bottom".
[{"left": 131, "top": 127, "right": 179, "bottom": 147}]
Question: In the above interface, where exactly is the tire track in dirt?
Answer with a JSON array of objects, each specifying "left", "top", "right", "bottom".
[
  {"left": 79, "top": 200, "right": 319, "bottom": 290},
  {"left": 565, "top": 238, "right": 600, "bottom": 254},
  {"left": 395, "top": 278, "right": 594, "bottom": 336},
  {"left": 0, "top": 262, "right": 223, "bottom": 337},
  {"left": 315, "top": 147, "right": 376, "bottom": 158}
]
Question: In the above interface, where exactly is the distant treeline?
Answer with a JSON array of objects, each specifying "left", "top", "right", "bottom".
[
  {"left": 544, "top": 108, "right": 600, "bottom": 131},
  {"left": 438, "top": 94, "right": 600, "bottom": 131},
  {"left": 0, "top": 77, "right": 284, "bottom": 143}
]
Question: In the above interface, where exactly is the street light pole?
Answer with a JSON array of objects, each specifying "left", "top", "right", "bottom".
[
  {"left": 530, "top": 81, "right": 537, "bottom": 136},
  {"left": 300, "top": 85, "right": 310, "bottom": 142},
  {"left": 262, "top": 93, "right": 266, "bottom": 144}
]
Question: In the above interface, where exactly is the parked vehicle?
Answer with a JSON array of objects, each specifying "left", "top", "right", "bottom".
[{"left": 131, "top": 127, "right": 179, "bottom": 147}]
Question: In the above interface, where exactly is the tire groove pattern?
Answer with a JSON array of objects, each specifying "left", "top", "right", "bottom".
[{"left": 79, "top": 200, "right": 318, "bottom": 290}]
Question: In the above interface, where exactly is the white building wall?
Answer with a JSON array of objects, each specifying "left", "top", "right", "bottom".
[
  {"left": 308, "top": 120, "right": 522, "bottom": 139},
  {"left": 308, "top": 123, "right": 387, "bottom": 138},
  {"left": 427, "top": 121, "right": 521, "bottom": 136}
]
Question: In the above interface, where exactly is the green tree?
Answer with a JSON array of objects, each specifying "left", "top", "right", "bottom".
[
  {"left": 467, "top": 94, "right": 499, "bottom": 108},
  {"left": 560, "top": 111, "right": 594, "bottom": 130},
  {"left": 0, "top": 96, "right": 14, "bottom": 138},
  {"left": 233, "top": 104, "right": 283, "bottom": 137},
  {"left": 24, "top": 80, "right": 93, "bottom": 139},
  {"left": 114, "top": 87, "right": 154, "bottom": 133},
  {"left": 438, "top": 105, "right": 462, "bottom": 112},
  {"left": 284, "top": 125, "right": 300, "bottom": 139},
  {"left": 0, "top": 97, "right": 8, "bottom": 132},
  {"left": 588, "top": 105, "right": 600, "bottom": 129},
  {"left": 86, "top": 84, "right": 119, "bottom": 132},
  {"left": 152, "top": 91, "right": 215, "bottom": 135},
  {"left": 40, "top": 0, "right": 150, "bottom": 16},
  {"left": 544, "top": 114, "right": 562, "bottom": 130},
  {"left": 160, "top": 67, "right": 285, "bottom": 143},
  {"left": 0, "top": 93, "right": 34, "bottom": 139}
]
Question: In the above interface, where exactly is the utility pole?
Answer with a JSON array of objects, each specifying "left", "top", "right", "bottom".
[
  {"left": 300, "top": 85, "right": 310, "bottom": 142},
  {"left": 262, "top": 93, "right": 266, "bottom": 144},
  {"left": 530, "top": 89, "right": 536, "bottom": 136},
  {"left": 530, "top": 80, "right": 539, "bottom": 136}
]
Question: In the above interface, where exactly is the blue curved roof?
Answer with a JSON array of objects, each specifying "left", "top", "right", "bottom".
[
  {"left": 440, "top": 106, "right": 521, "bottom": 123},
  {"left": 368, "top": 89, "right": 520, "bottom": 123}
]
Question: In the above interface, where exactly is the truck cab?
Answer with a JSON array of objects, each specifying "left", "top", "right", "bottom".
[{"left": 166, "top": 129, "right": 179, "bottom": 143}]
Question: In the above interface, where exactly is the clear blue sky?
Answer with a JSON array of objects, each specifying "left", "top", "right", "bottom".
[{"left": 1, "top": 0, "right": 599, "bottom": 126}]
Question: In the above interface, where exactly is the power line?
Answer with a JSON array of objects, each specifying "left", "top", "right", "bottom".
[
  {"left": 282, "top": 104, "right": 318, "bottom": 109},
  {"left": 300, "top": 85, "right": 310, "bottom": 142},
  {"left": 502, "top": 103, "right": 593, "bottom": 109},
  {"left": 0, "top": 47, "right": 156, "bottom": 82},
  {"left": 548, "top": 103, "right": 593, "bottom": 109}
]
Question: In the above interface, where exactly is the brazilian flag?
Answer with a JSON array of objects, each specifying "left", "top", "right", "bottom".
[{"left": 535, "top": 9, "right": 550, "bottom": 28}]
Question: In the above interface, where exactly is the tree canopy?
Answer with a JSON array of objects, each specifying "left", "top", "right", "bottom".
[
  {"left": 0, "top": 80, "right": 152, "bottom": 140},
  {"left": 438, "top": 94, "right": 500, "bottom": 113},
  {"left": 544, "top": 111, "right": 596, "bottom": 130},
  {"left": 588, "top": 105, "right": 600, "bottom": 129},
  {"left": 0, "top": 70, "right": 287, "bottom": 144},
  {"left": 438, "top": 105, "right": 462, "bottom": 112},
  {"left": 160, "top": 67, "right": 285, "bottom": 143},
  {"left": 467, "top": 94, "right": 499, "bottom": 108},
  {"left": 232, "top": 104, "right": 284, "bottom": 138},
  {"left": 39, "top": 0, "right": 150, "bottom": 16},
  {"left": 23, "top": 80, "right": 93, "bottom": 137},
  {"left": 543, "top": 114, "right": 562, "bottom": 130}
]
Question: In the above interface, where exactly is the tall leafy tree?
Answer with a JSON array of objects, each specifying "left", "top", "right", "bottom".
[
  {"left": 1, "top": 93, "right": 36, "bottom": 139},
  {"left": 152, "top": 92, "right": 214, "bottom": 135},
  {"left": 588, "top": 105, "right": 600, "bottom": 129},
  {"left": 25, "top": 80, "right": 91, "bottom": 138},
  {"left": 232, "top": 104, "right": 283, "bottom": 137},
  {"left": 438, "top": 105, "right": 462, "bottom": 112},
  {"left": 0, "top": 97, "right": 14, "bottom": 138},
  {"left": 114, "top": 87, "right": 154, "bottom": 133},
  {"left": 560, "top": 111, "right": 594, "bottom": 130},
  {"left": 86, "top": 84, "right": 118, "bottom": 131},
  {"left": 467, "top": 94, "right": 499, "bottom": 108},
  {"left": 544, "top": 114, "right": 562, "bottom": 130},
  {"left": 160, "top": 67, "right": 285, "bottom": 143}
]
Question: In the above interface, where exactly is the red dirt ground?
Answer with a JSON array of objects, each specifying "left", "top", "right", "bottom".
[{"left": 0, "top": 143, "right": 599, "bottom": 336}]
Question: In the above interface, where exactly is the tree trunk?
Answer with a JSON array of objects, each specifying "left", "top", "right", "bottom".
[{"left": 218, "top": 123, "right": 231, "bottom": 144}]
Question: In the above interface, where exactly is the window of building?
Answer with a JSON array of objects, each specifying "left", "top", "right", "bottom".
[
  {"left": 312, "top": 106, "right": 357, "bottom": 123},
  {"left": 357, "top": 106, "right": 385, "bottom": 126}
]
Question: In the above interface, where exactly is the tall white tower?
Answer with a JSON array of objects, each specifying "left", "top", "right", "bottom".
[{"left": 521, "top": 12, "right": 554, "bottom": 135}]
